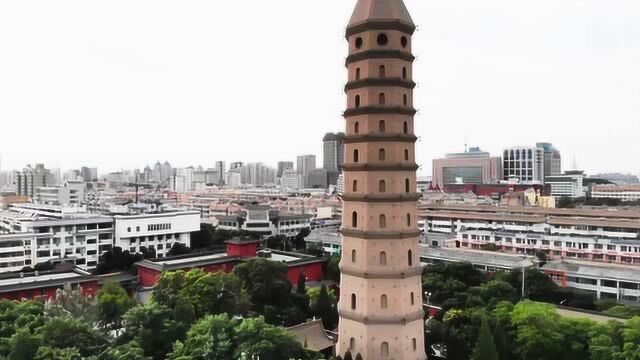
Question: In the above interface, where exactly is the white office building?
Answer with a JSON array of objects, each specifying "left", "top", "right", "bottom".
[
  {"left": 502, "top": 146, "right": 544, "bottom": 184},
  {"left": 545, "top": 171, "right": 586, "bottom": 198}
]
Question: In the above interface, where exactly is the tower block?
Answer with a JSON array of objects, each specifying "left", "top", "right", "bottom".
[{"left": 337, "top": 0, "right": 427, "bottom": 359}]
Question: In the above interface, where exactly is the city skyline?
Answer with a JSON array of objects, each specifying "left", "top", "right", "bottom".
[{"left": 1, "top": 0, "right": 639, "bottom": 175}]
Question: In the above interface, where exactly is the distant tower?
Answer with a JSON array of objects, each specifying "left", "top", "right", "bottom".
[{"left": 338, "top": 1, "right": 426, "bottom": 359}]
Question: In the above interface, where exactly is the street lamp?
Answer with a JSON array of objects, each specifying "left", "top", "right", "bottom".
[{"left": 424, "top": 291, "right": 432, "bottom": 305}]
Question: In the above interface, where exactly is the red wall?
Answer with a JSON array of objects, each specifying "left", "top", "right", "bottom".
[
  {"left": 287, "top": 263, "right": 323, "bottom": 284},
  {"left": 227, "top": 243, "right": 258, "bottom": 257},
  {"left": 139, "top": 267, "right": 163, "bottom": 288}
]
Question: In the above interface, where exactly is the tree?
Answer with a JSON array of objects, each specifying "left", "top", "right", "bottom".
[
  {"left": 97, "top": 281, "right": 135, "bottom": 331},
  {"left": 472, "top": 317, "right": 498, "bottom": 360},
  {"left": 492, "top": 321, "right": 510, "bottom": 360},
  {"left": 296, "top": 272, "right": 307, "bottom": 295},
  {"left": 97, "top": 341, "right": 151, "bottom": 360},
  {"left": 120, "top": 303, "right": 184, "bottom": 360},
  {"left": 170, "top": 314, "right": 313, "bottom": 360},
  {"left": 34, "top": 347, "right": 82, "bottom": 360},
  {"left": 314, "top": 285, "right": 338, "bottom": 330},
  {"left": 190, "top": 223, "right": 216, "bottom": 249},
  {"left": 37, "top": 316, "right": 109, "bottom": 357},
  {"left": 167, "top": 243, "right": 191, "bottom": 257},
  {"left": 95, "top": 247, "right": 143, "bottom": 275},
  {"left": 325, "top": 256, "right": 341, "bottom": 282},
  {"left": 293, "top": 228, "right": 311, "bottom": 250},
  {"left": 8, "top": 328, "right": 41, "bottom": 360},
  {"left": 45, "top": 285, "right": 100, "bottom": 324},
  {"left": 510, "top": 301, "right": 564, "bottom": 359}
]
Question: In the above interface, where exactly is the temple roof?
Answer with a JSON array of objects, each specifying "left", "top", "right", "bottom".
[{"left": 348, "top": 0, "right": 415, "bottom": 29}]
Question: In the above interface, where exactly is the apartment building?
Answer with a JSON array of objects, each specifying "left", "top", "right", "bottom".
[
  {"left": 0, "top": 204, "right": 199, "bottom": 272},
  {"left": 420, "top": 204, "right": 640, "bottom": 265},
  {"left": 216, "top": 205, "right": 312, "bottom": 239},
  {"left": 591, "top": 185, "right": 640, "bottom": 202}
]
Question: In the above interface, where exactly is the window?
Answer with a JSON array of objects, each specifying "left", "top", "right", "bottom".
[
  {"left": 402, "top": 67, "right": 407, "bottom": 79},
  {"left": 412, "top": 338, "right": 417, "bottom": 351},
  {"left": 379, "top": 214, "right": 386, "bottom": 228},
  {"left": 350, "top": 338, "right": 356, "bottom": 350},
  {"left": 381, "top": 342, "right": 389, "bottom": 356},
  {"left": 353, "top": 149, "right": 359, "bottom": 163},
  {"left": 351, "top": 293, "right": 357, "bottom": 310},
  {"left": 354, "top": 121, "right": 359, "bottom": 134},
  {"left": 380, "top": 251, "right": 387, "bottom": 265},
  {"left": 355, "top": 68, "right": 360, "bottom": 80},
  {"left": 379, "top": 93, "right": 385, "bottom": 105},
  {"left": 352, "top": 249, "right": 356, "bottom": 263},
  {"left": 407, "top": 214, "right": 411, "bottom": 227},
  {"left": 403, "top": 94, "right": 408, "bottom": 106},
  {"left": 127, "top": 227, "right": 131, "bottom": 233},
  {"left": 404, "top": 149, "right": 409, "bottom": 161},
  {"left": 408, "top": 250, "right": 413, "bottom": 266},
  {"left": 401, "top": 36, "right": 408, "bottom": 48},
  {"left": 352, "top": 212, "right": 358, "bottom": 228},
  {"left": 355, "top": 37, "right": 363, "bottom": 49},
  {"left": 355, "top": 95, "right": 360, "bottom": 108},
  {"left": 405, "top": 178, "right": 410, "bottom": 193},
  {"left": 377, "top": 33, "right": 388, "bottom": 46},
  {"left": 410, "top": 292, "right": 415, "bottom": 305},
  {"left": 403, "top": 121, "right": 408, "bottom": 134},
  {"left": 379, "top": 65, "right": 386, "bottom": 78},
  {"left": 381, "top": 294, "right": 388, "bottom": 309},
  {"left": 352, "top": 180, "right": 358, "bottom": 192},
  {"left": 379, "top": 180, "right": 386, "bottom": 193},
  {"left": 379, "top": 120, "right": 386, "bottom": 132},
  {"left": 378, "top": 148, "right": 386, "bottom": 161}
]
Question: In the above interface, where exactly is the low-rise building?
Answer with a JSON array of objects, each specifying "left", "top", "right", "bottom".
[
  {"left": 545, "top": 171, "right": 586, "bottom": 198},
  {"left": 420, "top": 204, "right": 640, "bottom": 266},
  {"left": 135, "top": 237, "right": 324, "bottom": 303},
  {"left": 305, "top": 228, "right": 341, "bottom": 256},
  {"left": 591, "top": 185, "right": 640, "bottom": 202},
  {"left": 216, "top": 205, "right": 312, "bottom": 239}
]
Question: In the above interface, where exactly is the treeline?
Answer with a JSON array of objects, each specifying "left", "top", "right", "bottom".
[
  {"left": 423, "top": 262, "right": 640, "bottom": 359},
  {"left": 0, "top": 258, "right": 338, "bottom": 360}
]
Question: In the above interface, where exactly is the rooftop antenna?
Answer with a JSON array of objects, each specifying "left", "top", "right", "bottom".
[
  {"left": 135, "top": 173, "right": 139, "bottom": 205},
  {"left": 464, "top": 133, "right": 468, "bottom": 153}
]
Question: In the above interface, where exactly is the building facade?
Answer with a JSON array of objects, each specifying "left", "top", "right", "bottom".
[
  {"left": 14, "top": 164, "right": 56, "bottom": 197},
  {"left": 323, "top": 132, "right": 346, "bottom": 172},
  {"left": 545, "top": 171, "right": 585, "bottom": 198},
  {"left": 421, "top": 204, "right": 640, "bottom": 266},
  {"left": 503, "top": 146, "right": 545, "bottom": 184},
  {"left": 338, "top": 1, "right": 426, "bottom": 358},
  {"left": 297, "top": 155, "right": 316, "bottom": 187},
  {"left": 591, "top": 185, "right": 640, "bottom": 201},
  {"left": 281, "top": 170, "right": 305, "bottom": 191},
  {"left": 216, "top": 205, "right": 312, "bottom": 239},
  {"left": 432, "top": 147, "right": 502, "bottom": 187},
  {"left": 537, "top": 142, "right": 562, "bottom": 181}
]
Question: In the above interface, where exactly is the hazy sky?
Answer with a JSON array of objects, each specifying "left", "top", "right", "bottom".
[{"left": 1, "top": 0, "right": 639, "bottom": 176}]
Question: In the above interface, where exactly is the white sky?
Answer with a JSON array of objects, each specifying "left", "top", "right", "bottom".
[{"left": 0, "top": 0, "right": 639, "bottom": 176}]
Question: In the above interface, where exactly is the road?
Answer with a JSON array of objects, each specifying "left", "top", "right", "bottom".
[{"left": 556, "top": 307, "right": 627, "bottom": 324}]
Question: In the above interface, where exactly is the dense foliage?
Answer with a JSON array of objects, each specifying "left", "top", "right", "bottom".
[{"left": 423, "top": 262, "right": 640, "bottom": 359}]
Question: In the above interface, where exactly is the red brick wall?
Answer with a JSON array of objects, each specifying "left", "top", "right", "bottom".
[
  {"left": 227, "top": 242, "right": 258, "bottom": 257},
  {"left": 287, "top": 262, "right": 323, "bottom": 284}
]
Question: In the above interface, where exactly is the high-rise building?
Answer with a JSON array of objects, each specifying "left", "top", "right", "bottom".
[
  {"left": 240, "top": 163, "right": 276, "bottom": 187},
  {"left": 432, "top": 147, "right": 502, "bottom": 187},
  {"left": 296, "top": 155, "right": 316, "bottom": 187},
  {"left": 230, "top": 162, "right": 243, "bottom": 170},
  {"left": 152, "top": 162, "right": 162, "bottom": 183},
  {"left": 503, "top": 146, "right": 545, "bottom": 184},
  {"left": 215, "top": 161, "right": 226, "bottom": 185},
  {"left": 338, "top": 1, "right": 426, "bottom": 358},
  {"left": 281, "top": 170, "right": 305, "bottom": 190},
  {"left": 161, "top": 162, "right": 173, "bottom": 185},
  {"left": 323, "top": 132, "right": 345, "bottom": 172},
  {"left": 537, "top": 142, "right": 562, "bottom": 182},
  {"left": 277, "top": 161, "right": 294, "bottom": 178},
  {"left": 80, "top": 167, "right": 98, "bottom": 182},
  {"left": 14, "top": 164, "right": 56, "bottom": 197}
]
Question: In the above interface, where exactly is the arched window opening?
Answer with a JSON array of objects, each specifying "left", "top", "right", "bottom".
[
  {"left": 401, "top": 36, "right": 408, "bottom": 48},
  {"left": 350, "top": 338, "right": 356, "bottom": 350},
  {"left": 378, "top": 93, "right": 385, "bottom": 105},
  {"left": 379, "top": 120, "right": 386, "bottom": 133},
  {"left": 351, "top": 293, "right": 357, "bottom": 310},
  {"left": 353, "top": 149, "right": 359, "bottom": 163},
  {"left": 355, "top": 37, "right": 363, "bottom": 49},
  {"left": 402, "top": 67, "right": 407, "bottom": 79},
  {"left": 351, "top": 249, "right": 356, "bottom": 263},
  {"left": 412, "top": 338, "right": 417, "bottom": 351},
  {"left": 381, "top": 342, "right": 389, "bottom": 356},
  {"left": 380, "top": 251, "right": 387, "bottom": 265},
  {"left": 404, "top": 149, "right": 409, "bottom": 161},
  {"left": 407, "top": 213, "right": 411, "bottom": 227},
  {"left": 403, "top": 94, "right": 408, "bottom": 106},
  {"left": 352, "top": 211, "right": 358, "bottom": 228},
  {"left": 379, "top": 65, "right": 386, "bottom": 78},
  {"left": 352, "top": 180, "right": 358, "bottom": 192},
  {"left": 379, "top": 214, "right": 387, "bottom": 229},
  {"left": 354, "top": 121, "right": 359, "bottom": 134},
  {"left": 355, "top": 68, "right": 361, "bottom": 81},
  {"left": 408, "top": 250, "right": 413, "bottom": 266},
  {"left": 355, "top": 95, "right": 360, "bottom": 108},
  {"left": 403, "top": 121, "right": 408, "bottom": 134},
  {"left": 381, "top": 295, "right": 388, "bottom": 309},
  {"left": 378, "top": 180, "right": 386, "bottom": 193},
  {"left": 405, "top": 178, "right": 410, "bottom": 193},
  {"left": 378, "top": 149, "right": 386, "bottom": 161},
  {"left": 377, "top": 33, "right": 388, "bottom": 46},
  {"left": 410, "top": 292, "right": 415, "bottom": 305}
]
